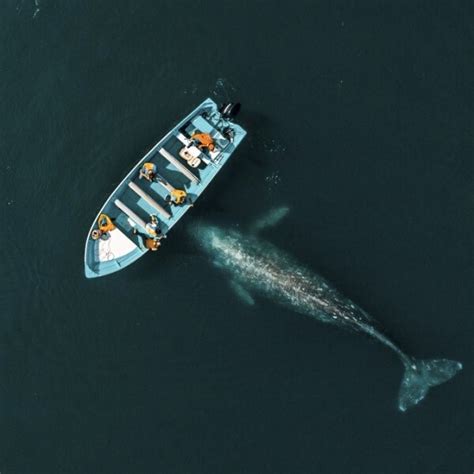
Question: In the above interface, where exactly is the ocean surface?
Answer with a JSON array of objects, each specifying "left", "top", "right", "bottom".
[{"left": 0, "top": 1, "right": 472, "bottom": 473}]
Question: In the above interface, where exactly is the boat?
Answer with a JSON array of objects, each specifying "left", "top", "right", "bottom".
[{"left": 84, "top": 98, "right": 247, "bottom": 278}]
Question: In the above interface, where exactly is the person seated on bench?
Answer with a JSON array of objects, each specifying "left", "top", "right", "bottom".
[
  {"left": 139, "top": 162, "right": 157, "bottom": 182},
  {"left": 165, "top": 188, "right": 188, "bottom": 206},
  {"left": 145, "top": 215, "right": 162, "bottom": 239}
]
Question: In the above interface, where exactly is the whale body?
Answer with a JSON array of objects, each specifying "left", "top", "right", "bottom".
[{"left": 189, "top": 209, "right": 462, "bottom": 411}]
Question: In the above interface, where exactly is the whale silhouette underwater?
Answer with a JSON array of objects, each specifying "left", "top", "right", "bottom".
[{"left": 189, "top": 207, "right": 462, "bottom": 411}]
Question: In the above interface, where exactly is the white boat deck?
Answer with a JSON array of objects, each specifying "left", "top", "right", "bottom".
[{"left": 96, "top": 228, "right": 137, "bottom": 263}]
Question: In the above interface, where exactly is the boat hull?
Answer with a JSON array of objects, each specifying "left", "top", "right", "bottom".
[{"left": 84, "top": 98, "right": 246, "bottom": 278}]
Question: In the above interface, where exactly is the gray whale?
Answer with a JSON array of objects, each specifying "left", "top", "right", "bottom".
[{"left": 189, "top": 208, "right": 462, "bottom": 411}]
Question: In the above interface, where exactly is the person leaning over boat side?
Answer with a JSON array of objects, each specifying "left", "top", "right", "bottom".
[
  {"left": 145, "top": 237, "right": 161, "bottom": 251},
  {"left": 144, "top": 215, "right": 165, "bottom": 251},
  {"left": 139, "top": 162, "right": 157, "bottom": 182}
]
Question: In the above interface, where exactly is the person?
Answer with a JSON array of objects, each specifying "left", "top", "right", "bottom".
[
  {"left": 98, "top": 213, "right": 115, "bottom": 233},
  {"left": 191, "top": 132, "right": 215, "bottom": 152},
  {"left": 139, "top": 162, "right": 157, "bottom": 182},
  {"left": 145, "top": 238, "right": 161, "bottom": 251},
  {"left": 145, "top": 215, "right": 162, "bottom": 238},
  {"left": 165, "top": 188, "right": 188, "bottom": 206}
]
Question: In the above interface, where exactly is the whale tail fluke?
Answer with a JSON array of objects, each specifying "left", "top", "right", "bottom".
[{"left": 398, "top": 358, "right": 462, "bottom": 412}]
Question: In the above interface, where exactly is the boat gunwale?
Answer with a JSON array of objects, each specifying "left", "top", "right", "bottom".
[
  {"left": 84, "top": 97, "right": 248, "bottom": 278},
  {"left": 84, "top": 98, "right": 217, "bottom": 277}
]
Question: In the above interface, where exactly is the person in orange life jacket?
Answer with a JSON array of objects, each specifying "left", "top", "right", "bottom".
[{"left": 139, "top": 162, "right": 157, "bottom": 182}]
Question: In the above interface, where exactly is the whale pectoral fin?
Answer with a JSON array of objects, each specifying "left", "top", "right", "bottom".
[
  {"left": 230, "top": 280, "right": 255, "bottom": 306},
  {"left": 250, "top": 206, "right": 290, "bottom": 234}
]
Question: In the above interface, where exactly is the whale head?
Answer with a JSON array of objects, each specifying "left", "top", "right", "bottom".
[
  {"left": 187, "top": 221, "right": 255, "bottom": 273},
  {"left": 188, "top": 221, "right": 236, "bottom": 255}
]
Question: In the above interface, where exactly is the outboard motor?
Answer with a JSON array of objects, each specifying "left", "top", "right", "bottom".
[{"left": 219, "top": 102, "right": 241, "bottom": 120}]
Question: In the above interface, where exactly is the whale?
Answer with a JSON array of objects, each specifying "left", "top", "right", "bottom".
[{"left": 189, "top": 208, "right": 462, "bottom": 411}]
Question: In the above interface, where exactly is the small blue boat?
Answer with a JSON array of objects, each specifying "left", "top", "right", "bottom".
[{"left": 84, "top": 98, "right": 246, "bottom": 278}]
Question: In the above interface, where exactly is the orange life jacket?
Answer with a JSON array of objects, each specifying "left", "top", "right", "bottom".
[
  {"left": 191, "top": 132, "right": 215, "bottom": 151},
  {"left": 98, "top": 213, "right": 115, "bottom": 233}
]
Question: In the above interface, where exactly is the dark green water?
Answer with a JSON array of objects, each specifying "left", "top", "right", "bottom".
[{"left": 1, "top": 1, "right": 472, "bottom": 473}]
